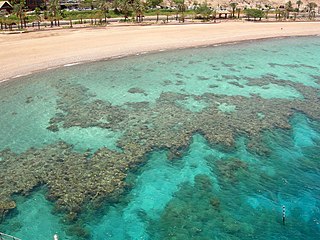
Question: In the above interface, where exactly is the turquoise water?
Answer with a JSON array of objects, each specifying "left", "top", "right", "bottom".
[{"left": 0, "top": 36, "right": 320, "bottom": 239}]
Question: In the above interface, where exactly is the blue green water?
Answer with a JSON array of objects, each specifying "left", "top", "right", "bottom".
[{"left": 0, "top": 36, "right": 320, "bottom": 239}]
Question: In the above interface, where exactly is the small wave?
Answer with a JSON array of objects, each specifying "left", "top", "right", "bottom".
[
  {"left": 64, "top": 62, "right": 80, "bottom": 67},
  {"left": 12, "top": 73, "right": 31, "bottom": 79},
  {"left": 0, "top": 78, "right": 9, "bottom": 83},
  {"left": 112, "top": 55, "right": 123, "bottom": 59}
]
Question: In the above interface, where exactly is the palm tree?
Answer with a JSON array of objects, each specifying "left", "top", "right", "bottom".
[
  {"left": 173, "top": 0, "right": 186, "bottom": 22},
  {"left": 34, "top": 7, "right": 41, "bottom": 29},
  {"left": 6, "top": 14, "right": 19, "bottom": 30},
  {"left": 236, "top": 7, "right": 241, "bottom": 19},
  {"left": 98, "top": 0, "right": 112, "bottom": 24},
  {"left": 48, "top": 0, "right": 60, "bottom": 27},
  {"left": 13, "top": 0, "right": 26, "bottom": 29},
  {"left": 81, "top": 0, "right": 96, "bottom": 10},
  {"left": 212, "top": 9, "right": 217, "bottom": 22},
  {"left": 306, "top": 2, "right": 317, "bottom": 19},
  {"left": 147, "top": 0, "right": 163, "bottom": 22},
  {"left": 119, "top": 0, "right": 133, "bottom": 22},
  {"left": 146, "top": 0, "right": 163, "bottom": 8},
  {"left": 132, "top": 0, "right": 145, "bottom": 22},
  {"left": 275, "top": 7, "right": 280, "bottom": 20},
  {"left": 296, "top": 0, "right": 302, "bottom": 12},
  {"left": 293, "top": 11, "right": 297, "bottom": 21},
  {"left": 285, "top": 1, "right": 293, "bottom": 19},
  {"left": 244, "top": 8, "right": 264, "bottom": 21},
  {"left": 275, "top": 7, "right": 285, "bottom": 21},
  {"left": 0, "top": 11, "right": 6, "bottom": 30},
  {"left": 229, "top": 2, "right": 238, "bottom": 18},
  {"left": 95, "top": 11, "right": 104, "bottom": 24},
  {"left": 195, "top": 2, "right": 212, "bottom": 21},
  {"left": 264, "top": 5, "right": 271, "bottom": 19}
]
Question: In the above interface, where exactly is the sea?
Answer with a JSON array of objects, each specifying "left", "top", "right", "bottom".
[{"left": 0, "top": 36, "right": 319, "bottom": 240}]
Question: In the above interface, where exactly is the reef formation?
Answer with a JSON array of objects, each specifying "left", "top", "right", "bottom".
[{"left": 0, "top": 71, "right": 319, "bottom": 237}]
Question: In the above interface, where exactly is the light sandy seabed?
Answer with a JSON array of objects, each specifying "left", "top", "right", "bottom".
[{"left": 0, "top": 21, "right": 320, "bottom": 82}]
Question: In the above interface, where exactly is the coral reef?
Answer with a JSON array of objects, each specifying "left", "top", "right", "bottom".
[
  {"left": 149, "top": 175, "right": 253, "bottom": 240},
  {"left": 0, "top": 142, "right": 134, "bottom": 219},
  {"left": 0, "top": 200, "right": 16, "bottom": 222},
  {"left": 128, "top": 87, "right": 147, "bottom": 96},
  {"left": 214, "top": 158, "right": 248, "bottom": 184},
  {"left": 0, "top": 70, "right": 319, "bottom": 238}
]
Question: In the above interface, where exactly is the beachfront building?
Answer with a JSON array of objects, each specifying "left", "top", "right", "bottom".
[
  {"left": 7, "top": 0, "right": 47, "bottom": 10},
  {"left": 216, "top": 9, "right": 231, "bottom": 18},
  {"left": 25, "top": 0, "right": 46, "bottom": 10},
  {"left": 0, "top": 1, "right": 13, "bottom": 13},
  {"left": 59, "top": 0, "right": 81, "bottom": 10}
]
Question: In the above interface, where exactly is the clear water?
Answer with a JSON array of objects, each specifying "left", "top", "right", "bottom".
[{"left": 0, "top": 36, "right": 319, "bottom": 240}]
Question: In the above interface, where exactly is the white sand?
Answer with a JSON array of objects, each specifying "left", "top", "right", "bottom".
[{"left": 1, "top": 21, "right": 320, "bottom": 82}]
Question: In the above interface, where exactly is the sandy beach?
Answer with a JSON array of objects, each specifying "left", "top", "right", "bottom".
[{"left": 0, "top": 21, "right": 320, "bottom": 82}]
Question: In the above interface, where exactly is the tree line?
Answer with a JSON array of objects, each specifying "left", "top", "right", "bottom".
[{"left": 0, "top": 0, "right": 318, "bottom": 31}]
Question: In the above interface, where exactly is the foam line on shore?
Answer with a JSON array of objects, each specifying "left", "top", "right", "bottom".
[{"left": 64, "top": 62, "right": 81, "bottom": 67}]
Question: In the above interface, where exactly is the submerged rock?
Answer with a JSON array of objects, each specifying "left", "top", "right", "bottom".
[
  {"left": 217, "top": 158, "right": 248, "bottom": 180},
  {"left": 128, "top": 87, "right": 147, "bottom": 96},
  {"left": 0, "top": 200, "right": 16, "bottom": 222},
  {"left": 47, "top": 124, "right": 59, "bottom": 132}
]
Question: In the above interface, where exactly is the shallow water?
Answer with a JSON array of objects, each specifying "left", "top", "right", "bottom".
[
  {"left": 0, "top": 36, "right": 319, "bottom": 240},
  {"left": 86, "top": 114, "right": 320, "bottom": 240}
]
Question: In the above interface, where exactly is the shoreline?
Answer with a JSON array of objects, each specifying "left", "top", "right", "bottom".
[
  {"left": 0, "top": 34, "right": 316, "bottom": 85},
  {"left": 1, "top": 21, "right": 320, "bottom": 83}
]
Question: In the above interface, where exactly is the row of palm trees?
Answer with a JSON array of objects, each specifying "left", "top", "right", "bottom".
[
  {"left": 230, "top": 1, "right": 318, "bottom": 19},
  {"left": 0, "top": 0, "right": 27, "bottom": 30},
  {"left": 0, "top": 0, "right": 172, "bottom": 30},
  {"left": 228, "top": 1, "right": 318, "bottom": 21},
  {"left": 0, "top": 0, "right": 163, "bottom": 30},
  {"left": 0, "top": 0, "right": 319, "bottom": 30},
  {"left": 279, "top": 1, "right": 318, "bottom": 19}
]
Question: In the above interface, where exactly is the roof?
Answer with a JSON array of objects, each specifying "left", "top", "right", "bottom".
[
  {"left": 0, "top": 1, "right": 13, "bottom": 9},
  {"left": 217, "top": 10, "right": 231, "bottom": 14}
]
